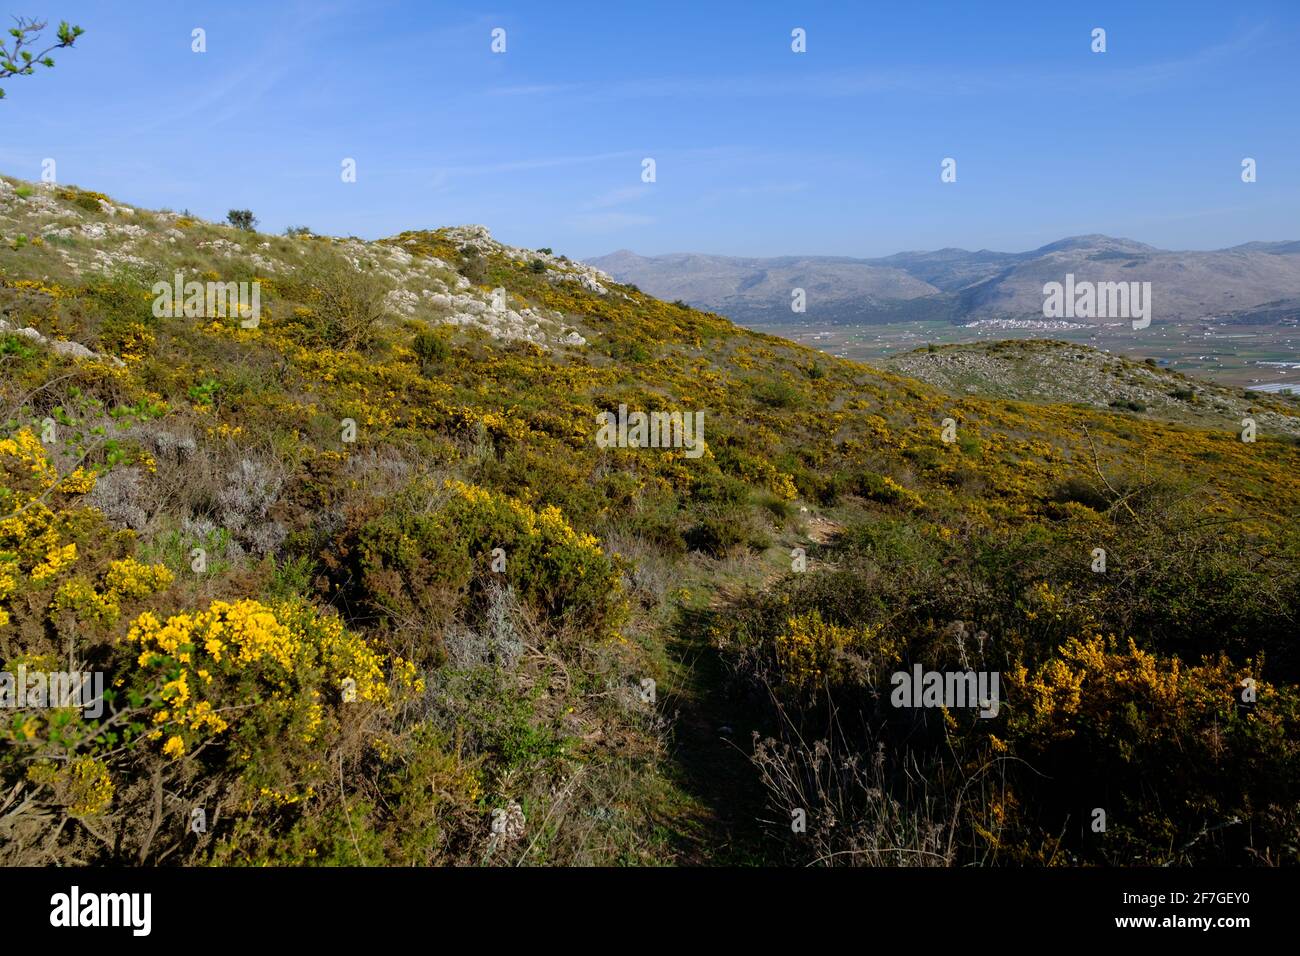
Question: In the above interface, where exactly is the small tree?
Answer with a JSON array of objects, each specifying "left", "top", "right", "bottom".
[
  {"left": 0, "top": 17, "right": 83, "bottom": 100},
  {"left": 297, "top": 255, "right": 389, "bottom": 351},
  {"left": 226, "top": 209, "right": 257, "bottom": 231}
]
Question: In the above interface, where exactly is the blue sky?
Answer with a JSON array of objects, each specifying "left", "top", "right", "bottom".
[{"left": 2, "top": 0, "right": 1297, "bottom": 258}]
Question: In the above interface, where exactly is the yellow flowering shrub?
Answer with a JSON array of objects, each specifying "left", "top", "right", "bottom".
[
  {"left": 0, "top": 428, "right": 58, "bottom": 501},
  {"left": 723, "top": 450, "right": 799, "bottom": 501},
  {"left": 1006, "top": 633, "right": 1246, "bottom": 740},
  {"left": 856, "top": 472, "right": 926, "bottom": 510},
  {"left": 52, "top": 577, "right": 122, "bottom": 626},
  {"left": 1, "top": 502, "right": 76, "bottom": 634},
  {"left": 49, "top": 558, "right": 173, "bottom": 631},
  {"left": 29, "top": 542, "right": 77, "bottom": 582},
  {"left": 100, "top": 321, "right": 156, "bottom": 362},
  {"left": 26, "top": 757, "right": 115, "bottom": 817},
  {"left": 1, "top": 426, "right": 143, "bottom": 635},
  {"left": 59, "top": 467, "right": 98, "bottom": 495},
  {"left": 124, "top": 598, "right": 416, "bottom": 759},
  {"left": 104, "top": 557, "right": 175, "bottom": 599},
  {"left": 989, "top": 633, "right": 1300, "bottom": 863},
  {"left": 775, "top": 609, "right": 899, "bottom": 694},
  {"left": 0, "top": 549, "right": 16, "bottom": 624},
  {"left": 6, "top": 277, "right": 72, "bottom": 299}
]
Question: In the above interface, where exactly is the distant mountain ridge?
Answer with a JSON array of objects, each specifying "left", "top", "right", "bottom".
[{"left": 587, "top": 235, "right": 1300, "bottom": 328}]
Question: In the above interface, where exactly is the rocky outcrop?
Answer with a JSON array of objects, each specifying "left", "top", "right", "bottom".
[{"left": 0, "top": 317, "right": 125, "bottom": 366}]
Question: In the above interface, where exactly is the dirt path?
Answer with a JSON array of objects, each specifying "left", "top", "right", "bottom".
[
  {"left": 656, "top": 513, "right": 843, "bottom": 864},
  {"left": 659, "top": 603, "right": 772, "bottom": 864}
]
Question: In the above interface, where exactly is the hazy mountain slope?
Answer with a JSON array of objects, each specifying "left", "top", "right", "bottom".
[
  {"left": 590, "top": 249, "right": 938, "bottom": 318},
  {"left": 960, "top": 238, "right": 1300, "bottom": 323},
  {"left": 867, "top": 246, "right": 1021, "bottom": 291},
  {"left": 3, "top": 175, "right": 1299, "bottom": 869},
  {"left": 588, "top": 235, "right": 1300, "bottom": 327}
]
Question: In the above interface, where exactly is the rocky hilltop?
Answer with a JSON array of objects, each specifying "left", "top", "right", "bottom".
[
  {"left": 0, "top": 178, "right": 614, "bottom": 349},
  {"left": 884, "top": 339, "right": 1300, "bottom": 437}
]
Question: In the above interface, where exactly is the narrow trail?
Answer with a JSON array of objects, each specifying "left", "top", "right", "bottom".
[
  {"left": 660, "top": 602, "right": 771, "bottom": 864},
  {"left": 657, "top": 513, "right": 845, "bottom": 865}
]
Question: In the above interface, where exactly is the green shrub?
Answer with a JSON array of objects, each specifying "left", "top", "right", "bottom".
[
  {"left": 457, "top": 247, "right": 488, "bottom": 285},
  {"left": 750, "top": 377, "right": 801, "bottom": 409},
  {"left": 1109, "top": 398, "right": 1146, "bottom": 413},
  {"left": 413, "top": 326, "right": 451, "bottom": 367},
  {"left": 344, "top": 479, "right": 625, "bottom": 656},
  {"left": 686, "top": 512, "right": 747, "bottom": 556}
]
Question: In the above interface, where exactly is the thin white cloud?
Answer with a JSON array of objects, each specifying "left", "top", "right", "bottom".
[
  {"left": 569, "top": 211, "right": 656, "bottom": 232},
  {"left": 432, "top": 150, "right": 642, "bottom": 179},
  {"left": 486, "top": 83, "right": 580, "bottom": 97},
  {"left": 420, "top": 146, "right": 752, "bottom": 188},
  {"left": 700, "top": 181, "right": 809, "bottom": 204},
  {"left": 580, "top": 185, "right": 652, "bottom": 210},
  {"left": 486, "top": 25, "right": 1271, "bottom": 103}
]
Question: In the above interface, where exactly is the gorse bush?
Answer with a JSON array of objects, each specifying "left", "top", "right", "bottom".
[
  {"left": 124, "top": 598, "right": 410, "bottom": 760},
  {"left": 0, "top": 428, "right": 421, "bottom": 864},
  {"left": 412, "top": 326, "right": 451, "bottom": 368},
  {"left": 998, "top": 635, "right": 1300, "bottom": 864},
  {"left": 711, "top": 482, "right": 1300, "bottom": 865},
  {"left": 56, "top": 186, "right": 109, "bottom": 213},
  {"left": 774, "top": 609, "right": 899, "bottom": 697},
  {"left": 342, "top": 479, "right": 625, "bottom": 661}
]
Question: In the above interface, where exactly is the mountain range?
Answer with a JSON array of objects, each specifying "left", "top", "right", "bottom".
[{"left": 588, "top": 236, "right": 1300, "bottom": 328}]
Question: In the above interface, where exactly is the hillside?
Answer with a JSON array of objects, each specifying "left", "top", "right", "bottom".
[
  {"left": 588, "top": 235, "right": 1300, "bottom": 328},
  {"left": 3, "top": 175, "right": 1299, "bottom": 867},
  {"left": 884, "top": 339, "right": 1300, "bottom": 437}
]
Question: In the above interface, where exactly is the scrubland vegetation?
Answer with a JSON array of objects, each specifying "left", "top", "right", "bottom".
[{"left": 2, "top": 179, "right": 1298, "bottom": 865}]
